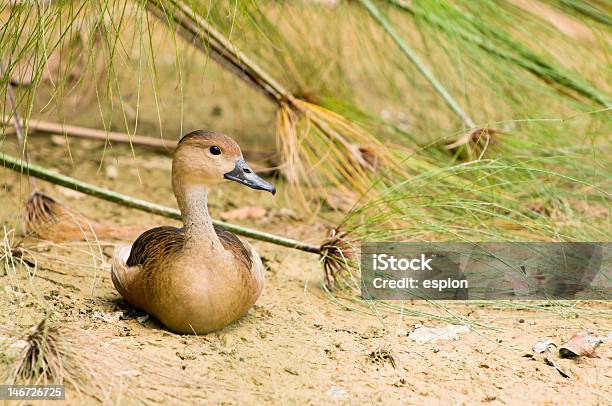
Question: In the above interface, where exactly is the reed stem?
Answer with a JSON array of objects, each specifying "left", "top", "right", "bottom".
[
  {"left": 147, "top": 0, "right": 292, "bottom": 104},
  {"left": 386, "top": 0, "right": 611, "bottom": 107},
  {"left": 2, "top": 118, "right": 277, "bottom": 165},
  {"left": 359, "top": 0, "right": 477, "bottom": 129},
  {"left": 0, "top": 153, "right": 321, "bottom": 254},
  {"left": 1, "top": 117, "right": 176, "bottom": 151}
]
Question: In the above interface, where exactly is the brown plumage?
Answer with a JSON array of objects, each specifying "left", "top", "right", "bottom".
[
  {"left": 111, "top": 130, "right": 275, "bottom": 334},
  {"left": 126, "top": 225, "right": 252, "bottom": 270}
]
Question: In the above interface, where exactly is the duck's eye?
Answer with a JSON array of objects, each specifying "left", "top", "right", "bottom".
[{"left": 210, "top": 146, "right": 221, "bottom": 155}]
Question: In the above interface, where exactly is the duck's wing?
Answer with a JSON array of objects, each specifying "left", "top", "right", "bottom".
[
  {"left": 111, "top": 226, "right": 184, "bottom": 310},
  {"left": 120, "top": 225, "right": 251, "bottom": 270},
  {"left": 112, "top": 225, "right": 253, "bottom": 289},
  {"left": 126, "top": 226, "right": 185, "bottom": 267},
  {"left": 213, "top": 225, "right": 263, "bottom": 297},
  {"left": 111, "top": 225, "right": 262, "bottom": 313},
  {"left": 212, "top": 225, "right": 253, "bottom": 270}
]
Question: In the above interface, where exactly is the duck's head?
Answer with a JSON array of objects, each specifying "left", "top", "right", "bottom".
[{"left": 173, "top": 130, "right": 275, "bottom": 194}]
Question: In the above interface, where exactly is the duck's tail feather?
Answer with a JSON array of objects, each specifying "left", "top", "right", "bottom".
[{"left": 110, "top": 244, "right": 140, "bottom": 305}]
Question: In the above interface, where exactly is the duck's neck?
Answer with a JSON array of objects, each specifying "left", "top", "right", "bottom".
[{"left": 173, "top": 181, "right": 225, "bottom": 253}]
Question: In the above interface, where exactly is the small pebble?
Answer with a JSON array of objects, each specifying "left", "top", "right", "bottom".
[{"left": 105, "top": 165, "right": 119, "bottom": 179}]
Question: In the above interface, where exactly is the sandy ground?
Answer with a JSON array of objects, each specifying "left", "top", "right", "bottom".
[{"left": 1, "top": 137, "right": 611, "bottom": 405}]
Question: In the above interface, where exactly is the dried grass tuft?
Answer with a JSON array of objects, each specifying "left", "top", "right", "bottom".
[
  {"left": 1, "top": 317, "right": 248, "bottom": 403},
  {"left": 23, "top": 192, "right": 144, "bottom": 242},
  {"left": 10, "top": 316, "right": 70, "bottom": 385},
  {"left": 320, "top": 227, "right": 359, "bottom": 290},
  {"left": 444, "top": 127, "right": 502, "bottom": 161},
  {"left": 276, "top": 99, "right": 405, "bottom": 210}
]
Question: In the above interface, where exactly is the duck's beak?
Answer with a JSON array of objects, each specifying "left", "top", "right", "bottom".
[{"left": 224, "top": 157, "right": 276, "bottom": 195}]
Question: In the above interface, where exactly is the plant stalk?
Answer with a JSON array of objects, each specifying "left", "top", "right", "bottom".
[
  {"left": 147, "top": 0, "right": 293, "bottom": 104},
  {"left": 2, "top": 117, "right": 277, "bottom": 166},
  {"left": 386, "top": 0, "right": 611, "bottom": 107},
  {"left": 0, "top": 153, "right": 321, "bottom": 254},
  {"left": 359, "top": 0, "right": 477, "bottom": 128},
  {"left": 555, "top": 0, "right": 612, "bottom": 27},
  {"left": 2, "top": 117, "right": 176, "bottom": 151}
]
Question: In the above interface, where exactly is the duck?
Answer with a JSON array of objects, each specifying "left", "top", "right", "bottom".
[{"left": 111, "top": 130, "right": 276, "bottom": 334}]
